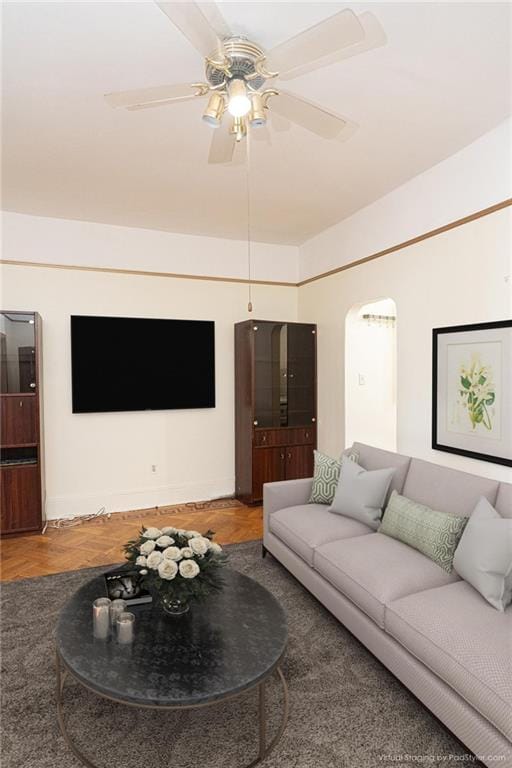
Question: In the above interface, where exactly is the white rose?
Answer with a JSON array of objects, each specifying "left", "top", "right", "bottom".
[
  {"left": 161, "top": 526, "right": 178, "bottom": 535},
  {"left": 158, "top": 559, "right": 178, "bottom": 580},
  {"left": 140, "top": 569, "right": 148, "bottom": 575},
  {"left": 163, "top": 546, "right": 183, "bottom": 561},
  {"left": 209, "top": 542, "right": 222, "bottom": 555},
  {"left": 147, "top": 551, "right": 164, "bottom": 570},
  {"left": 142, "top": 527, "right": 162, "bottom": 540},
  {"left": 179, "top": 559, "right": 200, "bottom": 579},
  {"left": 135, "top": 555, "right": 147, "bottom": 566},
  {"left": 189, "top": 537, "right": 210, "bottom": 555},
  {"left": 180, "top": 547, "right": 194, "bottom": 559},
  {"left": 140, "top": 540, "right": 156, "bottom": 556},
  {"left": 185, "top": 530, "right": 202, "bottom": 538},
  {"left": 156, "top": 535, "right": 174, "bottom": 548}
]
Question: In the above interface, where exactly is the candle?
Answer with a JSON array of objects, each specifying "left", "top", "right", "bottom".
[
  {"left": 116, "top": 612, "right": 135, "bottom": 644},
  {"left": 93, "top": 597, "right": 111, "bottom": 639},
  {"left": 110, "top": 599, "right": 127, "bottom": 627}
]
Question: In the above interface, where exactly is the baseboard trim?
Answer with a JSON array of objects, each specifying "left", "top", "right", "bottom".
[{"left": 45, "top": 478, "right": 235, "bottom": 520}]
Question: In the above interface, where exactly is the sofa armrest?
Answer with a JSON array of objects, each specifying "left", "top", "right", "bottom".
[{"left": 263, "top": 477, "right": 313, "bottom": 535}]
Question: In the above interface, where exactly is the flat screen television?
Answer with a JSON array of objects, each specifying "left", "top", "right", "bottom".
[{"left": 71, "top": 315, "right": 215, "bottom": 413}]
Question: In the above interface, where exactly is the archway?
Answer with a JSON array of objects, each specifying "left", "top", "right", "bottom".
[{"left": 345, "top": 298, "right": 397, "bottom": 451}]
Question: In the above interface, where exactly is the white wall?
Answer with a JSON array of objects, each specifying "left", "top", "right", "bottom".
[
  {"left": 0, "top": 263, "right": 297, "bottom": 518},
  {"left": 2, "top": 211, "right": 299, "bottom": 284},
  {"left": 300, "top": 119, "right": 512, "bottom": 281},
  {"left": 299, "top": 206, "right": 512, "bottom": 483},
  {"left": 345, "top": 298, "right": 397, "bottom": 451}
]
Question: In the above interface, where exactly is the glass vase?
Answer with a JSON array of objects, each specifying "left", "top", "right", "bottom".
[{"left": 159, "top": 593, "right": 190, "bottom": 617}]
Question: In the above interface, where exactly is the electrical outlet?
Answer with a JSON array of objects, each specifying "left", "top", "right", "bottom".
[
  {"left": 358, "top": 374, "right": 366, "bottom": 386},
  {"left": 151, "top": 465, "right": 157, "bottom": 473}
]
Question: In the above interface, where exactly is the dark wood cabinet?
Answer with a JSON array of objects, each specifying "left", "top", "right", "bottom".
[
  {"left": 235, "top": 320, "right": 317, "bottom": 504},
  {"left": 1, "top": 464, "right": 41, "bottom": 534},
  {"left": 1, "top": 396, "right": 38, "bottom": 446},
  {"left": 0, "top": 312, "right": 45, "bottom": 535}
]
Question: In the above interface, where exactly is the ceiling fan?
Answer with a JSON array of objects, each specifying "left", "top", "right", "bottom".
[{"left": 105, "top": 2, "right": 386, "bottom": 164}]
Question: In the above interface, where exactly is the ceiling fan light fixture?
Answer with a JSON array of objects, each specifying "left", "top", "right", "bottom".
[
  {"left": 249, "top": 93, "right": 266, "bottom": 127},
  {"left": 202, "top": 91, "right": 224, "bottom": 127},
  {"left": 227, "top": 78, "right": 251, "bottom": 118}
]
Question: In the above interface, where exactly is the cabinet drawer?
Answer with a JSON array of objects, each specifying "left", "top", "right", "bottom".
[
  {"left": 1, "top": 464, "right": 41, "bottom": 534},
  {"left": 254, "top": 426, "right": 316, "bottom": 447},
  {"left": 1, "top": 396, "right": 37, "bottom": 446}
]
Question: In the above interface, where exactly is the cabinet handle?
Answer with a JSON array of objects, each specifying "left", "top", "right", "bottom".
[
  {"left": 287, "top": 453, "right": 292, "bottom": 459},
  {"left": 280, "top": 453, "right": 284, "bottom": 460},
  {"left": 253, "top": 420, "right": 258, "bottom": 426},
  {"left": 29, "top": 383, "right": 36, "bottom": 388},
  {"left": 312, "top": 417, "right": 316, "bottom": 423},
  {"left": 289, "top": 373, "right": 295, "bottom": 379},
  {"left": 19, "top": 400, "right": 23, "bottom": 408},
  {"left": 305, "top": 432, "right": 309, "bottom": 439},
  {"left": 262, "top": 434, "right": 266, "bottom": 442}
]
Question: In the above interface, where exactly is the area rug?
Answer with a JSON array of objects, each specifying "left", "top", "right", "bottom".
[{"left": 1, "top": 540, "right": 480, "bottom": 768}]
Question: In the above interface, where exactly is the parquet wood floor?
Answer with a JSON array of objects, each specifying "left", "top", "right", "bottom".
[{"left": 0, "top": 501, "right": 262, "bottom": 582}]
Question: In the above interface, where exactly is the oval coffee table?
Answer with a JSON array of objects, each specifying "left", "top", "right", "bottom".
[{"left": 56, "top": 568, "right": 288, "bottom": 768}]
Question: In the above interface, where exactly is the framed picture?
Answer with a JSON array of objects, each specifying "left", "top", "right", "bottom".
[
  {"left": 104, "top": 564, "right": 152, "bottom": 606},
  {"left": 432, "top": 320, "right": 512, "bottom": 467}
]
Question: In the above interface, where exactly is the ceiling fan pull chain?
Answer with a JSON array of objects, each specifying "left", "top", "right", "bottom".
[{"left": 246, "top": 124, "right": 253, "bottom": 314}]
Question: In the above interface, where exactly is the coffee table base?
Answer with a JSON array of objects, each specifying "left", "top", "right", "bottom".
[{"left": 56, "top": 651, "right": 289, "bottom": 768}]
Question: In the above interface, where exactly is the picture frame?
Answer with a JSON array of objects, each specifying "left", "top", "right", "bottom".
[
  {"left": 432, "top": 319, "right": 512, "bottom": 467},
  {"left": 104, "top": 563, "right": 152, "bottom": 606}
]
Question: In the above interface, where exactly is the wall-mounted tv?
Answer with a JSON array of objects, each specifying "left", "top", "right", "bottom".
[{"left": 71, "top": 315, "right": 215, "bottom": 414}]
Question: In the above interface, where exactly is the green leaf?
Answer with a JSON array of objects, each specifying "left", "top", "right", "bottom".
[
  {"left": 461, "top": 376, "right": 471, "bottom": 389},
  {"left": 478, "top": 375, "right": 486, "bottom": 385},
  {"left": 485, "top": 393, "right": 495, "bottom": 405}
]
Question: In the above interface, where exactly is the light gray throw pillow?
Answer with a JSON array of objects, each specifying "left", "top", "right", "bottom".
[
  {"left": 453, "top": 496, "right": 512, "bottom": 611},
  {"left": 328, "top": 456, "right": 395, "bottom": 529}
]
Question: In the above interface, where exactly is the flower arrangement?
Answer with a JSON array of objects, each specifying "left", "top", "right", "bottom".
[
  {"left": 459, "top": 354, "right": 496, "bottom": 431},
  {"left": 123, "top": 526, "right": 227, "bottom": 613}
]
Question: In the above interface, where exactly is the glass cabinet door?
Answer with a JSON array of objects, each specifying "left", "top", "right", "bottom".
[
  {"left": 0, "top": 313, "right": 37, "bottom": 394},
  {"left": 253, "top": 322, "right": 315, "bottom": 428},
  {"left": 253, "top": 322, "right": 287, "bottom": 427},
  {"left": 286, "top": 323, "right": 316, "bottom": 426}
]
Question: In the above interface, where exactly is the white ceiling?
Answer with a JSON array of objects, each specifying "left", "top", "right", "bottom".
[{"left": 2, "top": 2, "right": 511, "bottom": 245}]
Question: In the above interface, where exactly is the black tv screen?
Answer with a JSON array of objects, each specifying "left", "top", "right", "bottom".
[{"left": 71, "top": 315, "right": 215, "bottom": 413}]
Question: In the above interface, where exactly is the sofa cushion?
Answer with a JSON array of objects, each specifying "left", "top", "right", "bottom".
[
  {"left": 351, "top": 442, "right": 411, "bottom": 496},
  {"left": 402, "top": 458, "right": 499, "bottom": 517},
  {"left": 309, "top": 451, "right": 342, "bottom": 504},
  {"left": 453, "top": 497, "right": 512, "bottom": 611},
  {"left": 329, "top": 457, "right": 395, "bottom": 529},
  {"left": 379, "top": 490, "right": 468, "bottom": 572},
  {"left": 495, "top": 482, "right": 512, "bottom": 519},
  {"left": 314, "top": 533, "right": 459, "bottom": 629},
  {"left": 269, "top": 504, "right": 374, "bottom": 567},
  {"left": 385, "top": 581, "right": 512, "bottom": 741}
]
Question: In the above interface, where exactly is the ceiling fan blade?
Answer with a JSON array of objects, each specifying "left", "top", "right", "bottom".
[
  {"left": 208, "top": 123, "right": 236, "bottom": 164},
  {"left": 252, "top": 126, "right": 272, "bottom": 145},
  {"left": 105, "top": 83, "right": 206, "bottom": 110},
  {"left": 279, "top": 12, "right": 387, "bottom": 81},
  {"left": 271, "top": 112, "right": 290, "bottom": 132},
  {"left": 271, "top": 90, "right": 354, "bottom": 140},
  {"left": 266, "top": 9, "right": 364, "bottom": 76},
  {"left": 155, "top": 2, "right": 225, "bottom": 59},
  {"left": 196, "top": 3, "right": 232, "bottom": 41}
]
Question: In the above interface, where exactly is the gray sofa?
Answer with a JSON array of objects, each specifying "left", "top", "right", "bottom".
[{"left": 263, "top": 442, "right": 512, "bottom": 767}]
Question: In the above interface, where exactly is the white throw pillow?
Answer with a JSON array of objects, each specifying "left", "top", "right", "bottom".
[
  {"left": 453, "top": 497, "right": 512, "bottom": 612},
  {"left": 328, "top": 456, "right": 395, "bottom": 529}
]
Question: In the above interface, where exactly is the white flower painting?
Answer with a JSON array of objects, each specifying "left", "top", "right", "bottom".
[
  {"left": 447, "top": 342, "right": 501, "bottom": 439},
  {"left": 433, "top": 321, "right": 511, "bottom": 467}
]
